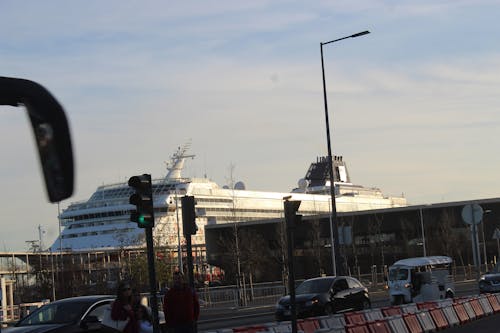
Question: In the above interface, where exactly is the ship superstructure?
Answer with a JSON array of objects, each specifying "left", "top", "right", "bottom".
[{"left": 51, "top": 144, "right": 407, "bottom": 251}]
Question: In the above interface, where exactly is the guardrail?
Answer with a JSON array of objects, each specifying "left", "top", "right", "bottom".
[{"left": 198, "top": 284, "right": 286, "bottom": 308}]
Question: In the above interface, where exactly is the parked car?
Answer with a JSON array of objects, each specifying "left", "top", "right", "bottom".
[
  {"left": 4, "top": 295, "right": 114, "bottom": 332},
  {"left": 274, "top": 276, "right": 370, "bottom": 321},
  {"left": 479, "top": 262, "right": 500, "bottom": 293}
]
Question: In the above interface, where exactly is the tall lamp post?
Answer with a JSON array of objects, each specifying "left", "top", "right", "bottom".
[
  {"left": 321, "top": 30, "right": 370, "bottom": 276},
  {"left": 483, "top": 210, "right": 492, "bottom": 268}
]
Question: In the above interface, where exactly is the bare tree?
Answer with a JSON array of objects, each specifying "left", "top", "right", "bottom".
[{"left": 308, "top": 219, "right": 323, "bottom": 275}]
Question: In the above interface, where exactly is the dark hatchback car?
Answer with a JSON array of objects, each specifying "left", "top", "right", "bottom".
[
  {"left": 4, "top": 295, "right": 114, "bottom": 333},
  {"left": 479, "top": 263, "right": 500, "bottom": 293},
  {"left": 275, "top": 276, "right": 370, "bottom": 321}
]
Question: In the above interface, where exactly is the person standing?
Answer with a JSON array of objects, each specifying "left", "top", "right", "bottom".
[
  {"left": 136, "top": 304, "right": 153, "bottom": 333},
  {"left": 110, "top": 281, "right": 139, "bottom": 333},
  {"left": 162, "top": 271, "right": 200, "bottom": 333}
]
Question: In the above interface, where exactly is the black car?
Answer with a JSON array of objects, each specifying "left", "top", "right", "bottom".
[
  {"left": 4, "top": 295, "right": 114, "bottom": 333},
  {"left": 479, "top": 263, "right": 500, "bottom": 293},
  {"left": 275, "top": 276, "right": 370, "bottom": 321}
]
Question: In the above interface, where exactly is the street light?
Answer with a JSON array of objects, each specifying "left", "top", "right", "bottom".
[
  {"left": 321, "top": 30, "right": 370, "bottom": 276},
  {"left": 483, "top": 209, "right": 492, "bottom": 269}
]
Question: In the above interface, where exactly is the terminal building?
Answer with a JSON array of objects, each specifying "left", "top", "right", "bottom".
[{"left": 205, "top": 197, "right": 500, "bottom": 282}]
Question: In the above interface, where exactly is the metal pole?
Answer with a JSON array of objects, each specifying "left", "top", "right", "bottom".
[
  {"left": 284, "top": 199, "right": 301, "bottom": 333},
  {"left": 321, "top": 42, "right": 342, "bottom": 276},
  {"left": 175, "top": 190, "right": 183, "bottom": 270},
  {"left": 419, "top": 208, "right": 426, "bottom": 257},
  {"left": 145, "top": 227, "right": 161, "bottom": 333},
  {"left": 50, "top": 251, "right": 56, "bottom": 301},
  {"left": 320, "top": 31, "right": 370, "bottom": 276},
  {"left": 57, "top": 202, "right": 63, "bottom": 295},
  {"left": 497, "top": 236, "right": 500, "bottom": 260},
  {"left": 328, "top": 198, "right": 336, "bottom": 276},
  {"left": 470, "top": 206, "right": 481, "bottom": 284},
  {"left": 481, "top": 221, "right": 487, "bottom": 267},
  {"left": 185, "top": 234, "right": 195, "bottom": 290}
]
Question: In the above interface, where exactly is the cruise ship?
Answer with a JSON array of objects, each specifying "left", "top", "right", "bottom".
[{"left": 50, "top": 143, "right": 407, "bottom": 251}]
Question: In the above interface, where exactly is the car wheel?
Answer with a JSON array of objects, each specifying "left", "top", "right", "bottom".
[
  {"left": 360, "top": 299, "right": 371, "bottom": 310},
  {"left": 445, "top": 290, "right": 454, "bottom": 299},
  {"left": 324, "top": 303, "right": 334, "bottom": 316},
  {"left": 392, "top": 295, "right": 403, "bottom": 305}
]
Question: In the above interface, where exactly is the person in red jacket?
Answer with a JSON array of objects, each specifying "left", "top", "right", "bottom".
[
  {"left": 163, "top": 271, "right": 200, "bottom": 333},
  {"left": 110, "top": 281, "right": 139, "bottom": 333}
]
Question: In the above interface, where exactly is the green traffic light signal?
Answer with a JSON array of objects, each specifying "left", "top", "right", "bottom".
[{"left": 129, "top": 174, "right": 154, "bottom": 228}]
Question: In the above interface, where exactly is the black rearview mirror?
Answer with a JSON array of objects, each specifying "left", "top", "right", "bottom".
[{"left": 0, "top": 76, "right": 74, "bottom": 202}]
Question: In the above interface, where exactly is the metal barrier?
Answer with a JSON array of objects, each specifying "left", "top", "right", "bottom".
[{"left": 197, "top": 283, "right": 286, "bottom": 308}]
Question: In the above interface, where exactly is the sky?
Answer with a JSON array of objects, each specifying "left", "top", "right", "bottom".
[{"left": 1, "top": 0, "right": 500, "bottom": 251}]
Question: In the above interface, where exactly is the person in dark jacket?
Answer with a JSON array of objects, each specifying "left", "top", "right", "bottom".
[
  {"left": 162, "top": 271, "right": 200, "bottom": 333},
  {"left": 111, "top": 281, "right": 139, "bottom": 333}
]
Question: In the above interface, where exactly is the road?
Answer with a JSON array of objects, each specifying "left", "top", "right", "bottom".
[
  {"left": 444, "top": 313, "right": 500, "bottom": 332},
  {"left": 197, "top": 280, "right": 484, "bottom": 331}
]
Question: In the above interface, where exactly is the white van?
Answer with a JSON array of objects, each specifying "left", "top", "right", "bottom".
[{"left": 387, "top": 256, "right": 455, "bottom": 305}]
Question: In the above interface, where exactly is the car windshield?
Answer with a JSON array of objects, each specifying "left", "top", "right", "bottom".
[
  {"left": 296, "top": 279, "right": 333, "bottom": 294},
  {"left": 17, "top": 301, "right": 88, "bottom": 325},
  {"left": 389, "top": 267, "right": 409, "bottom": 281}
]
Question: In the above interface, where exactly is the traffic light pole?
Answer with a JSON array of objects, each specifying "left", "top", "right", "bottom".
[
  {"left": 185, "top": 234, "right": 195, "bottom": 289},
  {"left": 181, "top": 196, "right": 197, "bottom": 288},
  {"left": 128, "top": 174, "right": 160, "bottom": 333},
  {"left": 284, "top": 199, "right": 301, "bottom": 333},
  {"left": 145, "top": 227, "right": 161, "bottom": 333}
]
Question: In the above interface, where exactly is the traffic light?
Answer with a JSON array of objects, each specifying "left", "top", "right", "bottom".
[
  {"left": 284, "top": 200, "right": 302, "bottom": 228},
  {"left": 181, "top": 195, "right": 198, "bottom": 235},
  {"left": 128, "top": 174, "right": 154, "bottom": 228}
]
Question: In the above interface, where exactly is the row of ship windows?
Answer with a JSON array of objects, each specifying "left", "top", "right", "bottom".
[
  {"left": 66, "top": 207, "right": 285, "bottom": 227},
  {"left": 62, "top": 228, "right": 137, "bottom": 239},
  {"left": 67, "top": 196, "right": 266, "bottom": 215},
  {"left": 65, "top": 196, "right": 234, "bottom": 213},
  {"left": 88, "top": 184, "right": 177, "bottom": 201},
  {"left": 65, "top": 207, "right": 169, "bottom": 223},
  {"left": 64, "top": 207, "right": 324, "bottom": 230}
]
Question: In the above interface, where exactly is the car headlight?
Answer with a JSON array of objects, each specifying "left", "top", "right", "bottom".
[{"left": 305, "top": 299, "right": 319, "bottom": 307}]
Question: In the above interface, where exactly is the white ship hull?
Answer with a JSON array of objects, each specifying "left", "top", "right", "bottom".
[{"left": 51, "top": 145, "right": 407, "bottom": 251}]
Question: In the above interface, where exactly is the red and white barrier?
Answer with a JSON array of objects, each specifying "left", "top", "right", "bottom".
[
  {"left": 362, "top": 308, "right": 384, "bottom": 322},
  {"left": 414, "top": 309, "right": 436, "bottom": 332},
  {"left": 297, "top": 318, "right": 320, "bottom": 333},
  {"left": 402, "top": 312, "right": 422, "bottom": 333},
  {"left": 381, "top": 306, "right": 402, "bottom": 317},
  {"left": 487, "top": 294, "right": 500, "bottom": 313},
  {"left": 385, "top": 314, "right": 409, "bottom": 333},
  {"left": 208, "top": 292, "right": 500, "bottom": 333},
  {"left": 461, "top": 299, "right": 477, "bottom": 321},
  {"left": 318, "top": 314, "right": 345, "bottom": 330},
  {"left": 366, "top": 319, "right": 392, "bottom": 333},
  {"left": 401, "top": 303, "right": 419, "bottom": 314},
  {"left": 344, "top": 311, "right": 366, "bottom": 326},
  {"left": 440, "top": 303, "right": 460, "bottom": 327},
  {"left": 345, "top": 322, "right": 369, "bottom": 333},
  {"left": 478, "top": 295, "right": 494, "bottom": 315},
  {"left": 428, "top": 307, "right": 449, "bottom": 330}
]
